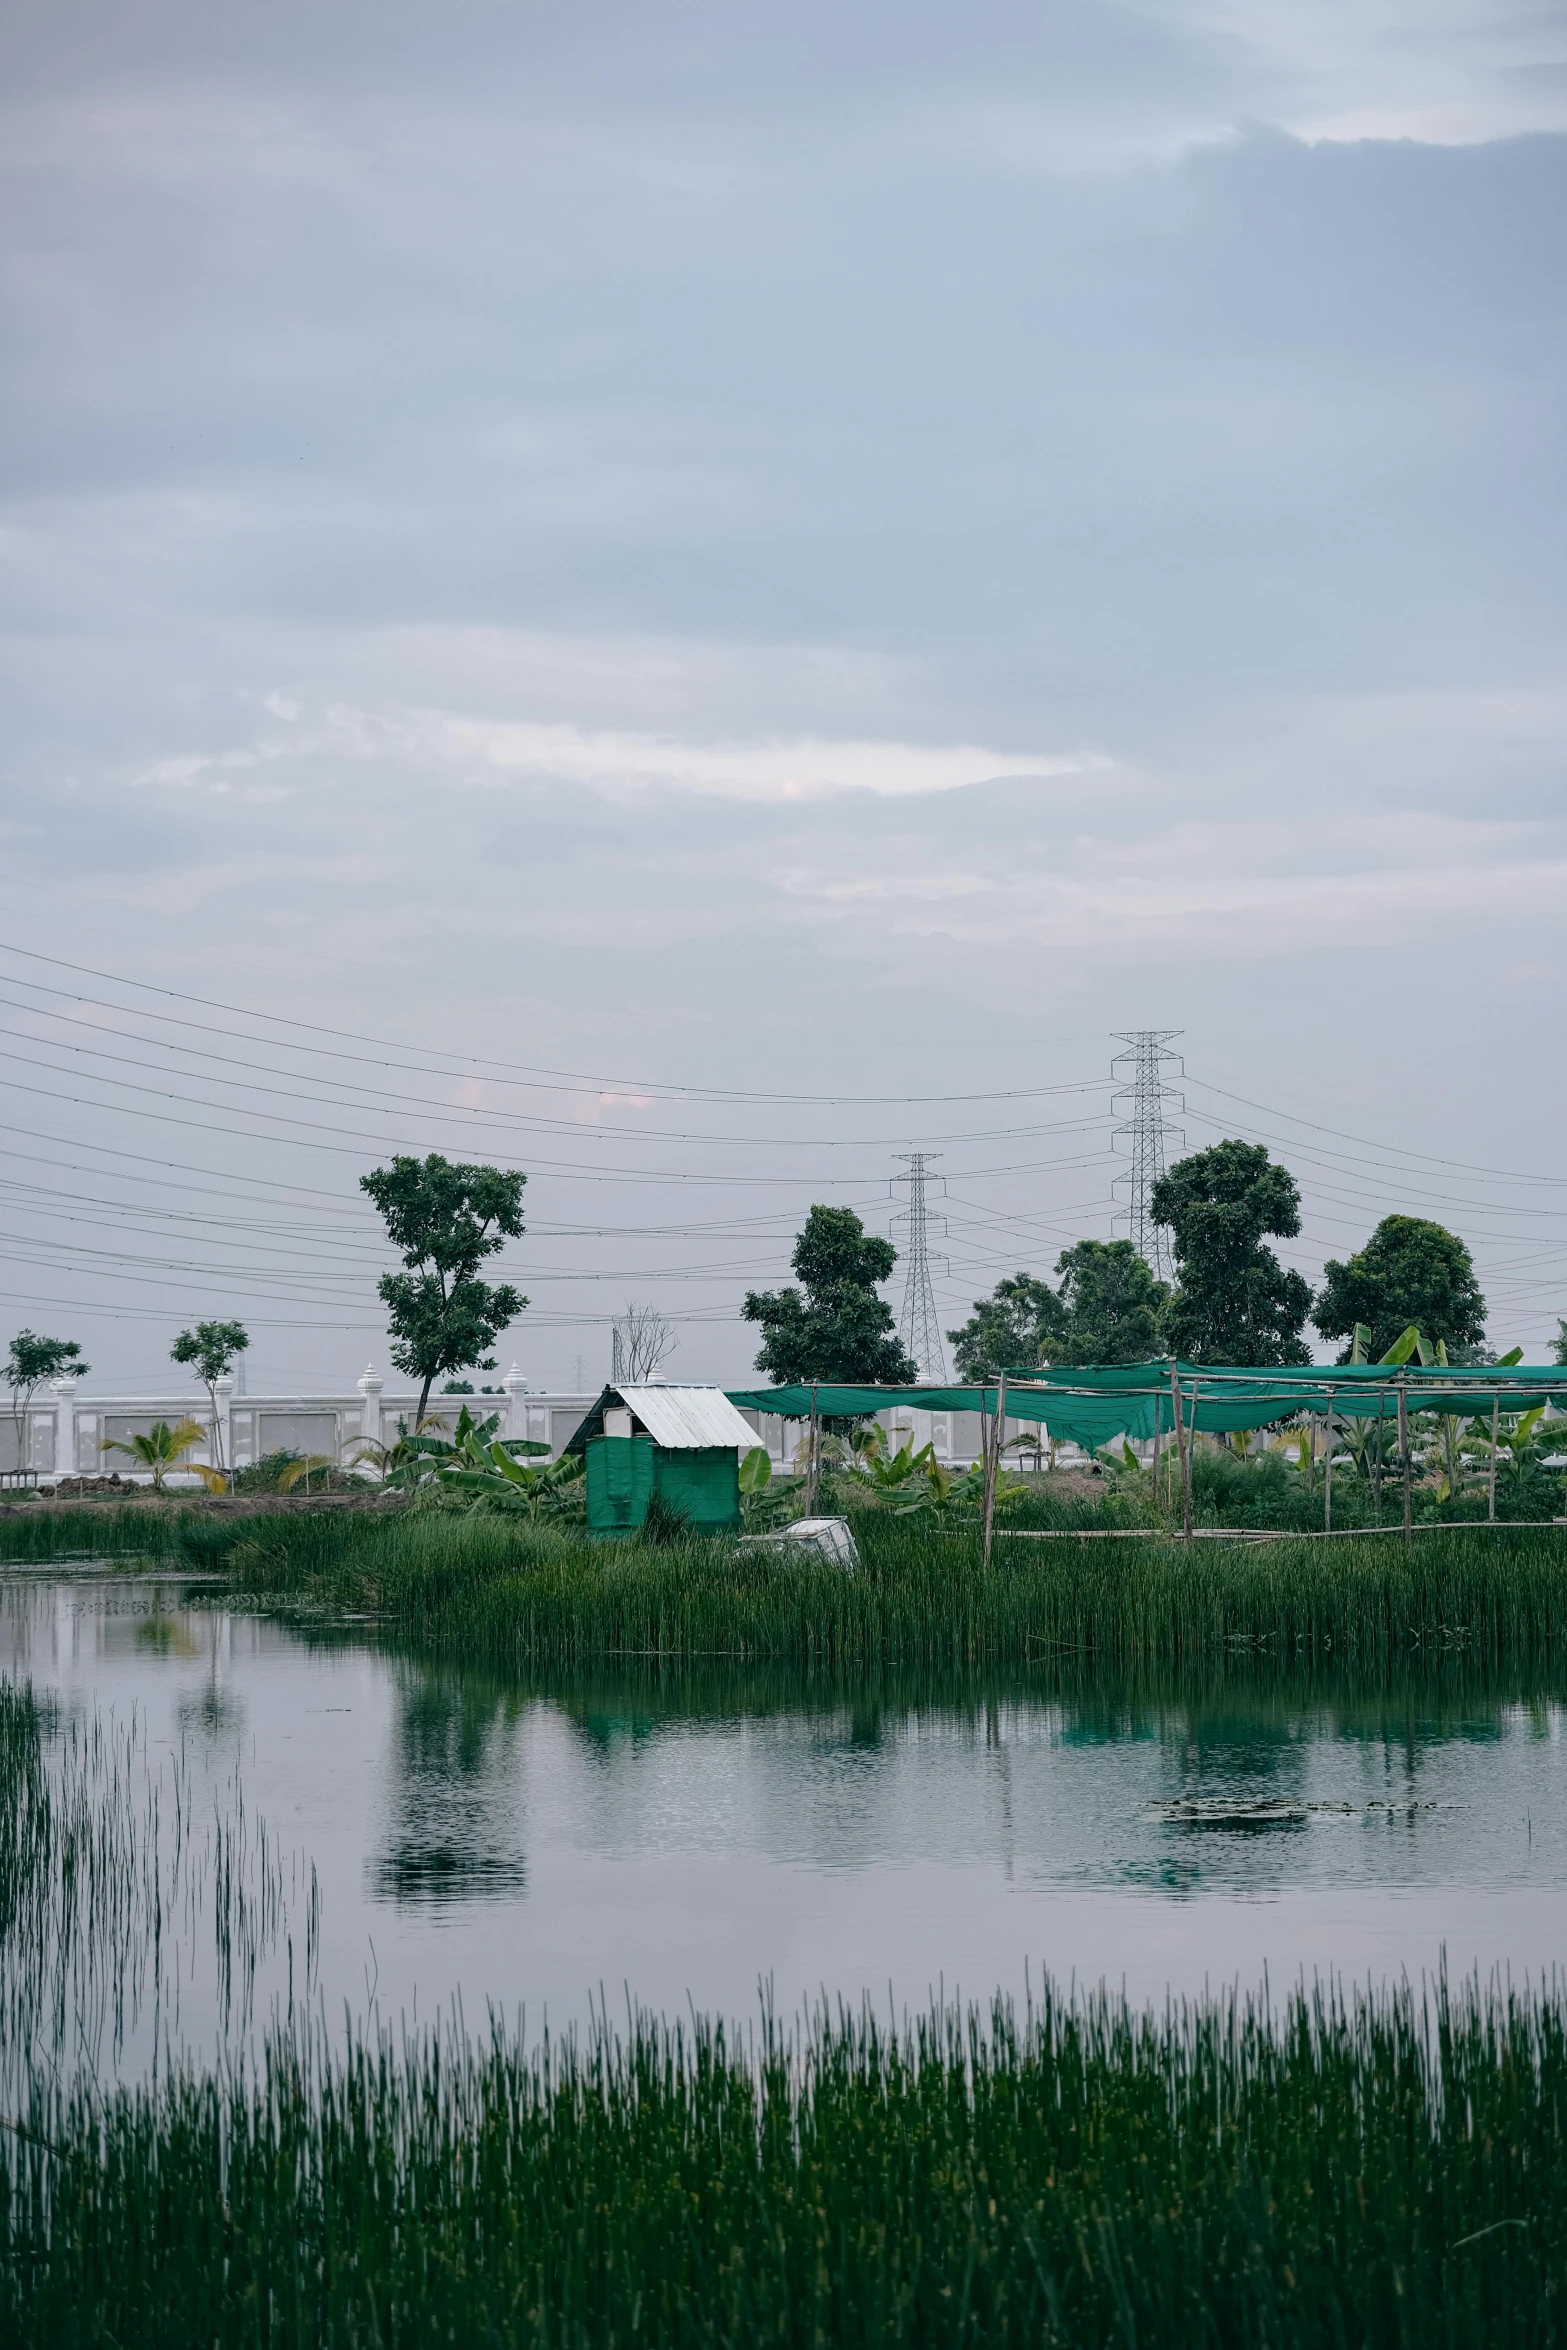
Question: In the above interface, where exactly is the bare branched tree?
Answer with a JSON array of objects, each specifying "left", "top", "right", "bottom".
[{"left": 612, "top": 1303, "right": 678, "bottom": 1384}]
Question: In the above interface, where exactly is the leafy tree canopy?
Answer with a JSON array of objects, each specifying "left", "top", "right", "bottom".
[
  {"left": 948, "top": 1273, "right": 1065, "bottom": 1382},
  {"left": 1052, "top": 1240, "right": 1169, "bottom": 1365},
  {"left": 171, "top": 1319, "right": 250, "bottom": 1476},
  {"left": 5, "top": 1332, "right": 89, "bottom": 1477},
  {"left": 5, "top": 1330, "right": 89, "bottom": 1402},
  {"left": 171, "top": 1319, "right": 249, "bottom": 1388},
  {"left": 949, "top": 1246, "right": 1169, "bottom": 1377},
  {"left": 1151, "top": 1139, "right": 1312, "bottom": 1366},
  {"left": 1314, "top": 1215, "right": 1486, "bottom": 1366},
  {"left": 1554, "top": 1320, "right": 1567, "bottom": 1370},
  {"left": 361, "top": 1154, "right": 527, "bottom": 1423},
  {"left": 743, "top": 1205, "right": 916, "bottom": 1386}
]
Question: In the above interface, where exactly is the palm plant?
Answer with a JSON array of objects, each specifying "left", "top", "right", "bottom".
[
  {"left": 278, "top": 1454, "right": 339, "bottom": 1496},
  {"left": 100, "top": 1417, "right": 215, "bottom": 1493}
]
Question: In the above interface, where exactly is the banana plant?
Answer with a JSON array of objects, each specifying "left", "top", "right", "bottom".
[
  {"left": 842, "top": 1423, "right": 1019, "bottom": 1519},
  {"left": 846, "top": 1429, "right": 937, "bottom": 1498},
  {"left": 437, "top": 1444, "right": 586, "bottom": 1518},
  {"left": 1492, "top": 1405, "right": 1548, "bottom": 1502},
  {"left": 411, "top": 1404, "right": 582, "bottom": 1516},
  {"left": 738, "top": 1443, "right": 802, "bottom": 1528},
  {"left": 346, "top": 1405, "right": 551, "bottom": 1493}
]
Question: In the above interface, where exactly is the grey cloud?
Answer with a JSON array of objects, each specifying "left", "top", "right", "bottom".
[{"left": 2, "top": 1, "right": 1566, "bottom": 1383}]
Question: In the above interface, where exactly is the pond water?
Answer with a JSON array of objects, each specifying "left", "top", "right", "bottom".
[{"left": 5, "top": 1569, "right": 1567, "bottom": 2071}]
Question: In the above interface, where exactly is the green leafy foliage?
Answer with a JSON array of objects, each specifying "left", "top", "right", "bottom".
[
  {"left": 361, "top": 1154, "right": 527, "bottom": 1423},
  {"left": 1316, "top": 1215, "right": 1487, "bottom": 1364},
  {"left": 170, "top": 1320, "right": 249, "bottom": 1474},
  {"left": 372, "top": 1402, "right": 584, "bottom": 1519},
  {"left": 5, "top": 1329, "right": 89, "bottom": 1406},
  {"left": 4, "top": 1332, "right": 89, "bottom": 1480},
  {"left": 1051, "top": 1238, "right": 1169, "bottom": 1363},
  {"left": 1153, "top": 1139, "right": 1312, "bottom": 1365},
  {"left": 99, "top": 1416, "right": 211, "bottom": 1493},
  {"left": 743, "top": 1204, "right": 917, "bottom": 1385},
  {"left": 948, "top": 1245, "right": 1167, "bottom": 1379},
  {"left": 947, "top": 1272, "right": 1064, "bottom": 1380},
  {"left": 842, "top": 1424, "right": 1022, "bottom": 1519},
  {"left": 169, "top": 1319, "right": 248, "bottom": 1389}
]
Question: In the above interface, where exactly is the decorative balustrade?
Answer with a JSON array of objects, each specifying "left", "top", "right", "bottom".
[{"left": 3, "top": 1370, "right": 1004, "bottom": 1486}]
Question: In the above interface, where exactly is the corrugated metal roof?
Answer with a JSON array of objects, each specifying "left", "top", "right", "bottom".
[{"left": 616, "top": 1385, "right": 761, "bottom": 1451}]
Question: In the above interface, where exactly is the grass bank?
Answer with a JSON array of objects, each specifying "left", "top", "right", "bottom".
[
  {"left": 3, "top": 1973, "right": 1565, "bottom": 2347},
  {"left": 4, "top": 1505, "right": 1567, "bottom": 1676}
]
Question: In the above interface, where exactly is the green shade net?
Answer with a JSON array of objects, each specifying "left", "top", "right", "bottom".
[{"left": 729, "top": 1364, "right": 1567, "bottom": 1454}]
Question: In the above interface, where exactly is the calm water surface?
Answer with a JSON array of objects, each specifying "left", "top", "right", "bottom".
[{"left": 6, "top": 1570, "right": 1567, "bottom": 2058}]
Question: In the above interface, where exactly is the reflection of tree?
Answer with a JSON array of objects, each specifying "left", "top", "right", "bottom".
[
  {"left": 367, "top": 1670, "right": 528, "bottom": 1911},
  {"left": 176, "top": 1682, "right": 246, "bottom": 1745},
  {"left": 568, "top": 1710, "right": 658, "bottom": 1759}
]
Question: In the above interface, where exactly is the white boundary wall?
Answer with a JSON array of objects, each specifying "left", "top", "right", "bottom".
[{"left": 2, "top": 1372, "right": 1019, "bottom": 1484}]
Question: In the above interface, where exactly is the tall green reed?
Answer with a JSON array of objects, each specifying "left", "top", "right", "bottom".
[
  {"left": 6, "top": 1504, "right": 1566, "bottom": 1684},
  {"left": 3, "top": 1970, "right": 1565, "bottom": 2346},
  {"left": 214, "top": 1510, "right": 1567, "bottom": 1678},
  {"left": 0, "top": 1681, "right": 318, "bottom": 2086}
]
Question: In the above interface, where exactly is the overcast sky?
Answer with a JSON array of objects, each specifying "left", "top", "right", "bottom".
[{"left": 2, "top": 0, "right": 1565, "bottom": 1394}]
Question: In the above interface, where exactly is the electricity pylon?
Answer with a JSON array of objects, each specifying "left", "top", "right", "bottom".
[
  {"left": 892, "top": 1153, "right": 948, "bottom": 1381},
  {"left": 1110, "top": 1032, "right": 1185, "bottom": 1283}
]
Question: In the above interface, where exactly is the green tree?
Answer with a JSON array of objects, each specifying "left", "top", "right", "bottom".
[
  {"left": 170, "top": 1320, "right": 249, "bottom": 1475},
  {"left": 1314, "top": 1216, "right": 1484, "bottom": 1365},
  {"left": 1553, "top": 1320, "right": 1567, "bottom": 1369},
  {"left": 361, "top": 1155, "right": 527, "bottom": 1424},
  {"left": 1052, "top": 1239, "right": 1169, "bottom": 1364},
  {"left": 948, "top": 1273, "right": 1065, "bottom": 1381},
  {"left": 743, "top": 1205, "right": 917, "bottom": 1385},
  {"left": 1152, "top": 1140, "right": 1312, "bottom": 1366},
  {"left": 4, "top": 1330, "right": 89, "bottom": 1482}
]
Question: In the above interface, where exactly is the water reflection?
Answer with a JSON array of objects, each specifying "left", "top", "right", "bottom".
[
  {"left": 367, "top": 1669, "right": 527, "bottom": 1911},
  {"left": 3, "top": 1573, "right": 1566, "bottom": 2044}
]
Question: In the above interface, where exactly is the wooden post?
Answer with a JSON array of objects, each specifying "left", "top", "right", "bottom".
[
  {"left": 1170, "top": 1361, "right": 1193, "bottom": 1539},
  {"left": 1324, "top": 1388, "right": 1335, "bottom": 1534},
  {"left": 1398, "top": 1375, "right": 1412, "bottom": 1536},
  {"left": 982, "top": 1373, "right": 1007, "bottom": 1569},
  {"left": 806, "top": 1382, "right": 820, "bottom": 1515},
  {"left": 1489, "top": 1389, "right": 1499, "bottom": 1523}
]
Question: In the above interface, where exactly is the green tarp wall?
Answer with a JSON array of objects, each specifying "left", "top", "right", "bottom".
[
  {"left": 729, "top": 1364, "right": 1567, "bottom": 1456},
  {"left": 585, "top": 1435, "right": 741, "bottom": 1537}
]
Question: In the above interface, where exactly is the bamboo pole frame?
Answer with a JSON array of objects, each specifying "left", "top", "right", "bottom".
[
  {"left": 1170, "top": 1360, "right": 1193, "bottom": 1539},
  {"left": 805, "top": 1380, "right": 820, "bottom": 1516},
  {"left": 1398, "top": 1375, "right": 1412, "bottom": 1537},
  {"left": 981, "top": 1372, "right": 1007, "bottom": 1569}
]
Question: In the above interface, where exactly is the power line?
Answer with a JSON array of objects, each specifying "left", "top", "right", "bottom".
[
  {"left": 1184, "top": 1075, "right": 1567, "bottom": 1188},
  {"left": 0, "top": 943, "right": 1112, "bottom": 1109}
]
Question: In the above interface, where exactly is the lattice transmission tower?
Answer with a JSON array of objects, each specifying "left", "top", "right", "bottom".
[
  {"left": 1110, "top": 1032, "right": 1185, "bottom": 1283},
  {"left": 891, "top": 1152, "right": 948, "bottom": 1381}
]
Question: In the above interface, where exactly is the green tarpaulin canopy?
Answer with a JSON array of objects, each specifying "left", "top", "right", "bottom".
[{"left": 728, "top": 1363, "right": 1567, "bottom": 1455}]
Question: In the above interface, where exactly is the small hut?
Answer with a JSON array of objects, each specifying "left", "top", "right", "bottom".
[{"left": 566, "top": 1385, "right": 760, "bottom": 1538}]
